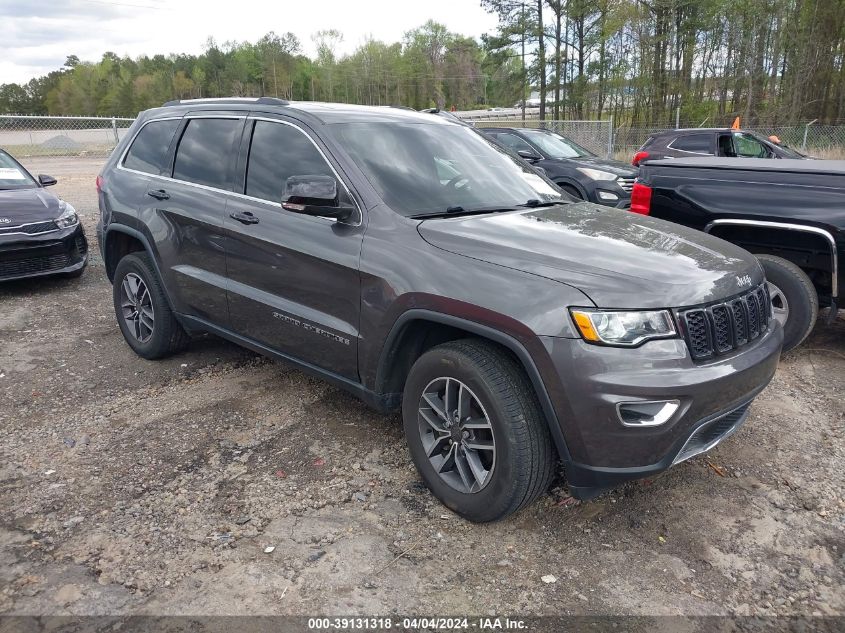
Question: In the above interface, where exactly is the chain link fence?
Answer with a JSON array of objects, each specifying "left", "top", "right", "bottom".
[
  {"left": 2, "top": 114, "right": 844, "bottom": 163},
  {"left": 0, "top": 115, "right": 135, "bottom": 159}
]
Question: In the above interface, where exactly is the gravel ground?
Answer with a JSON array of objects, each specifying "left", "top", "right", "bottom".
[{"left": 1, "top": 157, "right": 844, "bottom": 618}]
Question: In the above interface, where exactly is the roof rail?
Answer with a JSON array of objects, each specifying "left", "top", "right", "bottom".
[{"left": 162, "top": 97, "right": 290, "bottom": 107}]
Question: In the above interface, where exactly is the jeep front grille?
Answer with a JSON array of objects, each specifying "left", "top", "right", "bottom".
[{"left": 678, "top": 284, "right": 771, "bottom": 361}]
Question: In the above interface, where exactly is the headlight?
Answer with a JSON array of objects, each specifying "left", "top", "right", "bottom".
[
  {"left": 576, "top": 167, "right": 617, "bottom": 181},
  {"left": 55, "top": 203, "right": 79, "bottom": 229},
  {"left": 570, "top": 308, "right": 677, "bottom": 346}
]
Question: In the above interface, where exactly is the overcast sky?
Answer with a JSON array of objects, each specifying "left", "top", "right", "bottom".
[{"left": 0, "top": 0, "right": 501, "bottom": 85}]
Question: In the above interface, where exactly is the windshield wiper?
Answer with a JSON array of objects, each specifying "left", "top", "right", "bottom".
[
  {"left": 409, "top": 205, "right": 520, "bottom": 220},
  {"left": 520, "top": 199, "right": 563, "bottom": 208}
]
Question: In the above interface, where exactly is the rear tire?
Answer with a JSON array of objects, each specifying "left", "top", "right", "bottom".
[
  {"left": 112, "top": 252, "right": 189, "bottom": 359},
  {"left": 402, "top": 339, "right": 555, "bottom": 522},
  {"left": 756, "top": 254, "right": 818, "bottom": 352}
]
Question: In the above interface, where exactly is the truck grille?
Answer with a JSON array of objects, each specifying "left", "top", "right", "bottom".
[
  {"left": 0, "top": 220, "right": 58, "bottom": 236},
  {"left": 678, "top": 284, "right": 771, "bottom": 361},
  {"left": 617, "top": 177, "right": 635, "bottom": 192}
]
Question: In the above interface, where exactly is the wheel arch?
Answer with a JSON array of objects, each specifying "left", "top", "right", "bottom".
[
  {"left": 554, "top": 177, "right": 588, "bottom": 199},
  {"left": 103, "top": 225, "right": 179, "bottom": 315},
  {"left": 705, "top": 219, "right": 838, "bottom": 308},
  {"left": 376, "top": 309, "right": 573, "bottom": 465}
]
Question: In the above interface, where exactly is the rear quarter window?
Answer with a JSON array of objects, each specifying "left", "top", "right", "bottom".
[
  {"left": 123, "top": 119, "right": 181, "bottom": 175},
  {"left": 668, "top": 133, "right": 713, "bottom": 154},
  {"left": 638, "top": 136, "right": 654, "bottom": 150}
]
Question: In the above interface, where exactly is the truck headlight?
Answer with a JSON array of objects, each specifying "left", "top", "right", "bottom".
[
  {"left": 55, "top": 203, "right": 79, "bottom": 229},
  {"left": 570, "top": 309, "right": 677, "bottom": 346},
  {"left": 576, "top": 167, "right": 617, "bottom": 181}
]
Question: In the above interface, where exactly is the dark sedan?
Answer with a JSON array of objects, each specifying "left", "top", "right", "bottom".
[
  {"left": 0, "top": 149, "right": 87, "bottom": 282},
  {"left": 479, "top": 127, "right": 637, "bottom": 208}
]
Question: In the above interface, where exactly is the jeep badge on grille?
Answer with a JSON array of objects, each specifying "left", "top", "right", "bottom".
[{"left": 736, "top": 274, "right": 752, "bottom": 287}]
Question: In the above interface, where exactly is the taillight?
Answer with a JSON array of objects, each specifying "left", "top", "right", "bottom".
[
  {"left": 632, "top": 151, "right": 649, "bottom": 166},
  {"left": 96, "top": 175, "right": 104, "bottom": 194},
  {"left": 630, "top": 182, "right": 652, "bottom": 215}
]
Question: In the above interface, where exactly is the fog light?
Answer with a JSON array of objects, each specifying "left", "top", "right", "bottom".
[
  {"left": 617, "top": 400, "right": 680, "bottom": 427},
  {"left": 597, "top": 190, "right": 619, "bottom": 202}
]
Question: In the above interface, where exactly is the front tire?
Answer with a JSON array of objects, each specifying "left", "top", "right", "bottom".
[
  {"left": 559, "top": 183, "right": 583, "bottom": 200},
  {"left": 402, "top": 340, "right": 555, "bottom": 522},
  {"left": 112, "top": 252, "right": 189, "bottom": 359},
  {"left": 756, "top": 254, "right": 818, "bottom": 352}
]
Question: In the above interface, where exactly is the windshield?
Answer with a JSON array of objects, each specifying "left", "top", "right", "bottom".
[
  {"left": 748, "top": 132, "right": 806, "bottom": 158},
  {"left": 520, "top": 129, "right": 595, "bottom": 159},
  {"left": 332, "top": 122, "right": 565, "bottom": 216},
  {"left": 0, "top": 151, "right": 37, "bottom": 189}
]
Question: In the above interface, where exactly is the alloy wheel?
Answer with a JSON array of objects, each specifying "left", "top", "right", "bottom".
[
  {"left": 417, "top": 377, "right": 496, "bottom": 494},
  {"left": 120, "top": 272, "right": 155, "bottom": 343},
  {"left": 767, "top": 280, "right": 790, "bottom": 328}
]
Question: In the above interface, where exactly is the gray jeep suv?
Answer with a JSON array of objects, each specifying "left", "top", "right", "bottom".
[{"left": 97, "top": 98, "right": 783, "bottom": 522}]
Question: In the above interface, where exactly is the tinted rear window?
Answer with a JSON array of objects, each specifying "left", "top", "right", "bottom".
[
  {"left": 123, "top": 119, "right": 180, "bottom": 175},
  {"left": 245, "top": 120, "right": 334, "bottom": 203},
  {"left": 670, "top": 133, "right": 712, "bottom": 153},
  {"left": 172, "top": 118, "right": 241, "bottom": 189}
]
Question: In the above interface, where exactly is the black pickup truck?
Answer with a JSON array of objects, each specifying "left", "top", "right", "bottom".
[{"left": 632, "top": 157, "right": 843, "bottom": 351}]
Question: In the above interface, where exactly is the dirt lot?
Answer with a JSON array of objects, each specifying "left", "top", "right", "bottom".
[{"left": 1, "top": 158, "right": 844, "bottom": 618}]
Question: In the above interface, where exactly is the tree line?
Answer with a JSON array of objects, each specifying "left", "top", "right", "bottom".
[
  {"left": 1, "top": 0, "right": 843, "bottom": 126},
  {"left": 483, "top": 0, "right": 845, "bottom": 124}
]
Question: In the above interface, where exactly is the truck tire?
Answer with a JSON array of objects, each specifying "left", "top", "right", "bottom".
[
  {"left": 402, "top": 339, "right": 555, "bottom": 522},
  {"left": 112, "top": 252, "right": 189, "bottom": 359},
  {"left": 756, "top": 254, "right": 818, "bottom": 352}
]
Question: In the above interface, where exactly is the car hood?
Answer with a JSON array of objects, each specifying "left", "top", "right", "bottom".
[
  {"left": 417, "top": 202, "right": 764, "bottom": 309},
  {"left": 551, "top": 156, "right": 637, "bottom": 178},
  {"left": 0, "top": 188, "right": 62, "bottom": 224}
]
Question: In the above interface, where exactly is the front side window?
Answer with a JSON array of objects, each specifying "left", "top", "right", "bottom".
[
  {"left": 123, "top": 119, "right": 180, "bottom": 175},
  {"left": 0, "top": 150, "right": 37, "bottom": 189},
  {"left": 332, "top": 122, "right": 564, "bottom": 216},
  {"left": 669, "top": 133, "right": 713, "bottom": 154},
  {"left": 172, "top": 118, "right": 241, "bottom": 189},
  {"left": 733, "top": 133, "right": 771, "bottom": 158},
  {"left": 245, "top": 120, "right": 335, "bottom": 203}
]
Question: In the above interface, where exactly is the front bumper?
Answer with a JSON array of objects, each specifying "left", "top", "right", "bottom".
[
  {"left": 539, "top": 321, "right": 783, "bottom": 498},
  {"left": 585, "top": 179, "right": 632, "bottom": 209},
  {"left": 0, "top": 223, "right": 88, "bottom": 282}
]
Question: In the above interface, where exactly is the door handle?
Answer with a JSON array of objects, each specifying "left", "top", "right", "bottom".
[
  {"left": 147, "top": 189, "right": 169, "bottom": 200},
  {"left": 229, "top": 211, "right": 260, "bottom": 225}
]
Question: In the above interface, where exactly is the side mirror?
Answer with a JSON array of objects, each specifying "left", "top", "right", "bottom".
[
  {"left": 517, "top": 149, "right": 542, "bottom": 162},
  {"left": 281, "top": 174, "right": 354, "bottom": 221},
  {"left": 38, "top": 174, "right": 57, "bottom": 187}
]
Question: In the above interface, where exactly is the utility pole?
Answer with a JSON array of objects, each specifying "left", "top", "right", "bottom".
[{"left": 521, "top": 1, "right": 526, "bottom": 122}]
